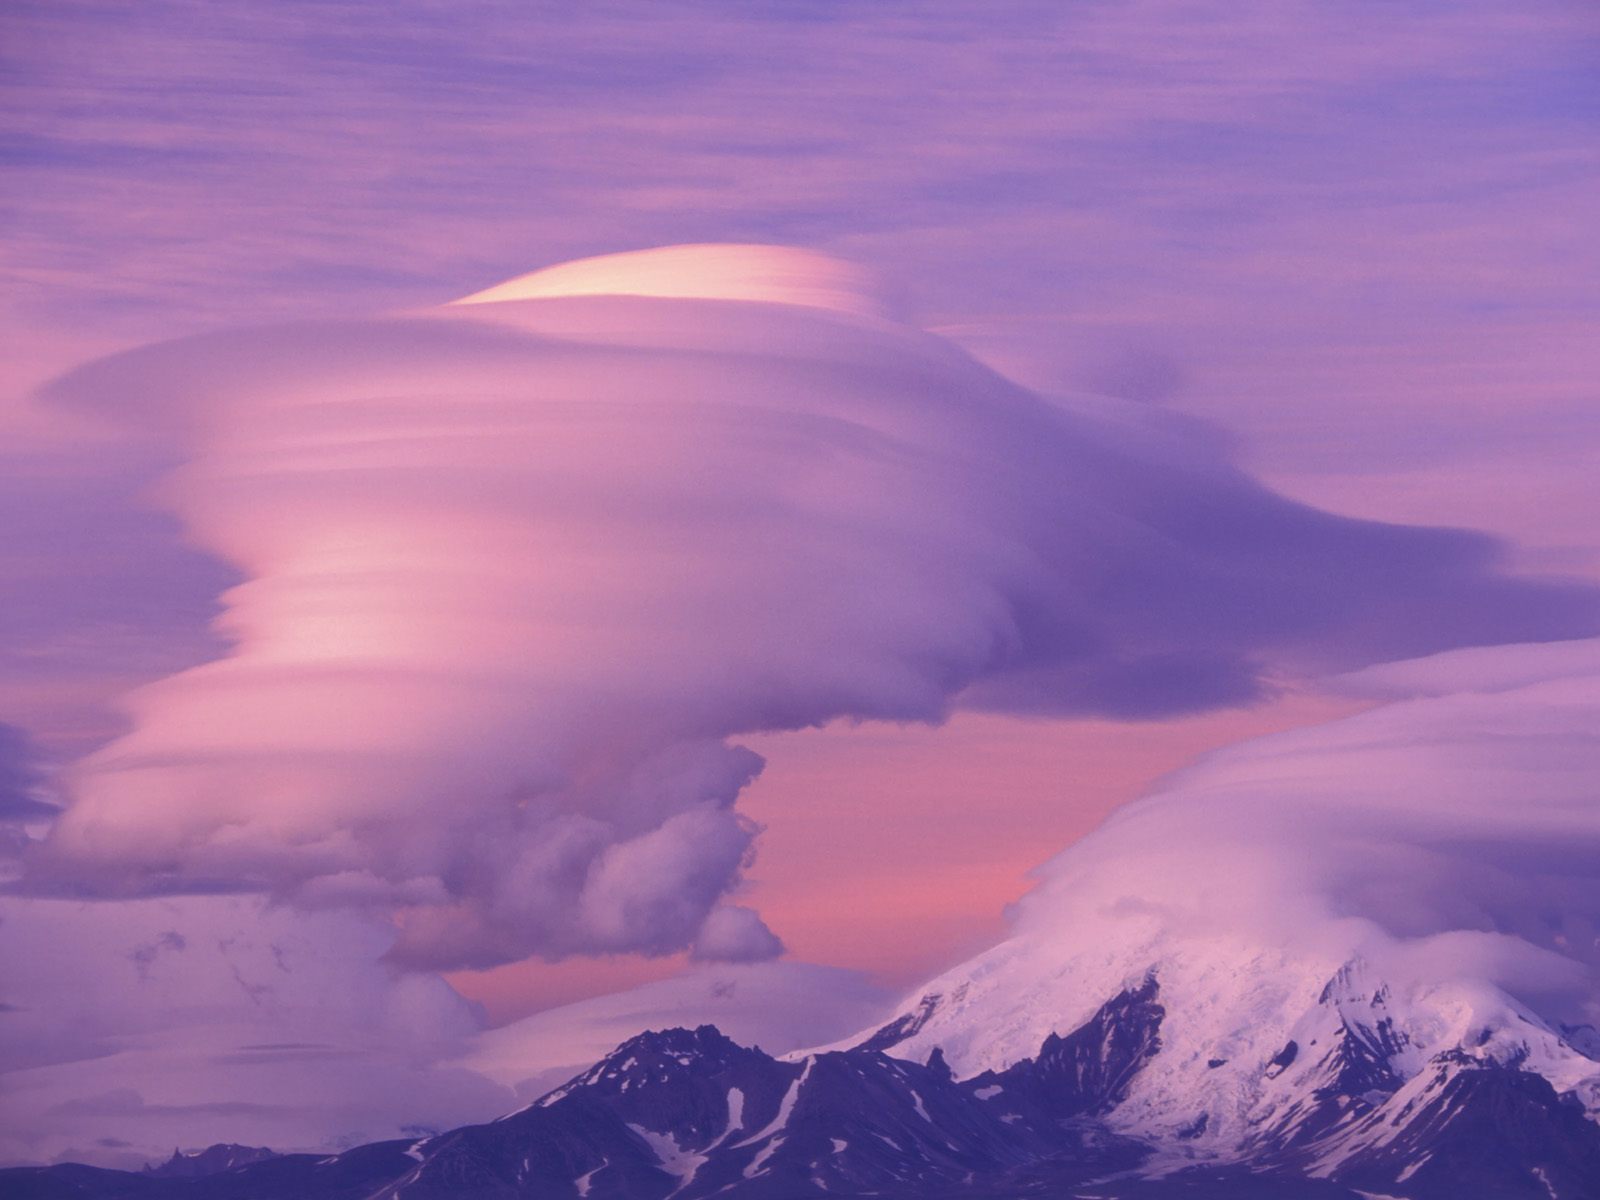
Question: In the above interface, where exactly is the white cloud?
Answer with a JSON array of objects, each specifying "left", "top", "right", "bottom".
[
  {"left": 0, "top": 895, "right": 509, "bottom": 1168},
  {"left": 24, "top": 245, "right": 1593, "bottom": 971}
]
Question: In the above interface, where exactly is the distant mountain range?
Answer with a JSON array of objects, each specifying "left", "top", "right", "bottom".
[
  {"left": 144, "top": 1145, "right": 278, "bottom": 1179},
  {"left": 6, "top": 964, "right": 1599, "bottom": 1199}
]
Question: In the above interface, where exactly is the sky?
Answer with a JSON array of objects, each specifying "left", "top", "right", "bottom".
[{"left": 2, "top": 0, "right": 1598, "bottom": 1169}]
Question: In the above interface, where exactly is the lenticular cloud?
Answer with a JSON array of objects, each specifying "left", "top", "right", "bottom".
[{"left": 29, "top": 245, "right": 1597, "bottom": 969}]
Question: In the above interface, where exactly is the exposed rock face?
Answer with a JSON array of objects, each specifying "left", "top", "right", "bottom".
[
  {"left": 145, "top": 1144, "right": 278, "bottom": 1179},
  {"left": 4, "top": 971, "right": 1599, "bottom": 1199}
]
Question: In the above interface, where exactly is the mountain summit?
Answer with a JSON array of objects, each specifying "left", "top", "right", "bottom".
[{"left": 7, "top": 961, "right": 1597, "bottom": 1198}]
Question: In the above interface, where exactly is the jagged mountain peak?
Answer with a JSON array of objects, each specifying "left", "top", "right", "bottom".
[
  {"left": 587, "top": 1022, "right": 758, "bottom": 1077},
  {"left": 143, "top": 1142, "right": 277, "bottom": 1178},
  {"left": 6, "top": 961, "right": 1600, "bottom": 1198}
]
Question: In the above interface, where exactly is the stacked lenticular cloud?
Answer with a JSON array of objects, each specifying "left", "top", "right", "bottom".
[{"left": 29, "top": 244, "right": 1597, "bottom": 969}]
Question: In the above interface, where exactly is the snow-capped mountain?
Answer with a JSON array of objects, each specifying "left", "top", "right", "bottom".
[
  {"left": 7, "top": 961, "right": 1598, "bottom": 1198},
  {"left": 850, "top": 941, "right": 1600, "bottom": 1198}
]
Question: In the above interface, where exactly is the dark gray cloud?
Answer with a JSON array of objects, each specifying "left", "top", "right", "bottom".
[{"left": 0, "top": 725, "right": 54, "bottom": 821}]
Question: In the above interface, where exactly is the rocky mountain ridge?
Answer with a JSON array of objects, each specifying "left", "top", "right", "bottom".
[{"left": 5, "top": 964, "right": 1598, "bottom": 1199}]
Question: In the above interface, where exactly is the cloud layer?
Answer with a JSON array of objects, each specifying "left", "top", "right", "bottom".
[
  {"left": 0, "top": 895, "right": 508, "bottom": 1168},
  {"left": 23, "top": 245, "right": 1596, "bottom": 971}
]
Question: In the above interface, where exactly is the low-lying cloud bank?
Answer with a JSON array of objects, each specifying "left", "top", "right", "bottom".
[
  {"left": 0, "top": 896, "right": 886, "bottom": 1168},
  {"left": 18, "top": 244, "right": 1596, "bottom": 971},
  {"left": 0, "top": 896, "right": 508, "bottom": 1169}
]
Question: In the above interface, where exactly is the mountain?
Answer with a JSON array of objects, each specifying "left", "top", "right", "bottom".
[
  {"left": 144, "top": 1145, "right": 278, "bottom": 1179},
  {"left": 5, "top": 961, "right": 1597, "bottom": 1198},
  {"left": 462, "top": 961, "right": 890, "bottom": 1105},
  {"left": 854, "top": 936, "right": 1600, "bottom": 1200}
]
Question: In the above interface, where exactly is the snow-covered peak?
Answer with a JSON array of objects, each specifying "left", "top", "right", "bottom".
[{"left": 838, "top": 917, "right": 1600, "bottom": 1173}]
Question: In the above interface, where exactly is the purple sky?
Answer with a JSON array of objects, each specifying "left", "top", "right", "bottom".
[{"left": 1, "top": 0, "right": 1598, "bottom": 1169}]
